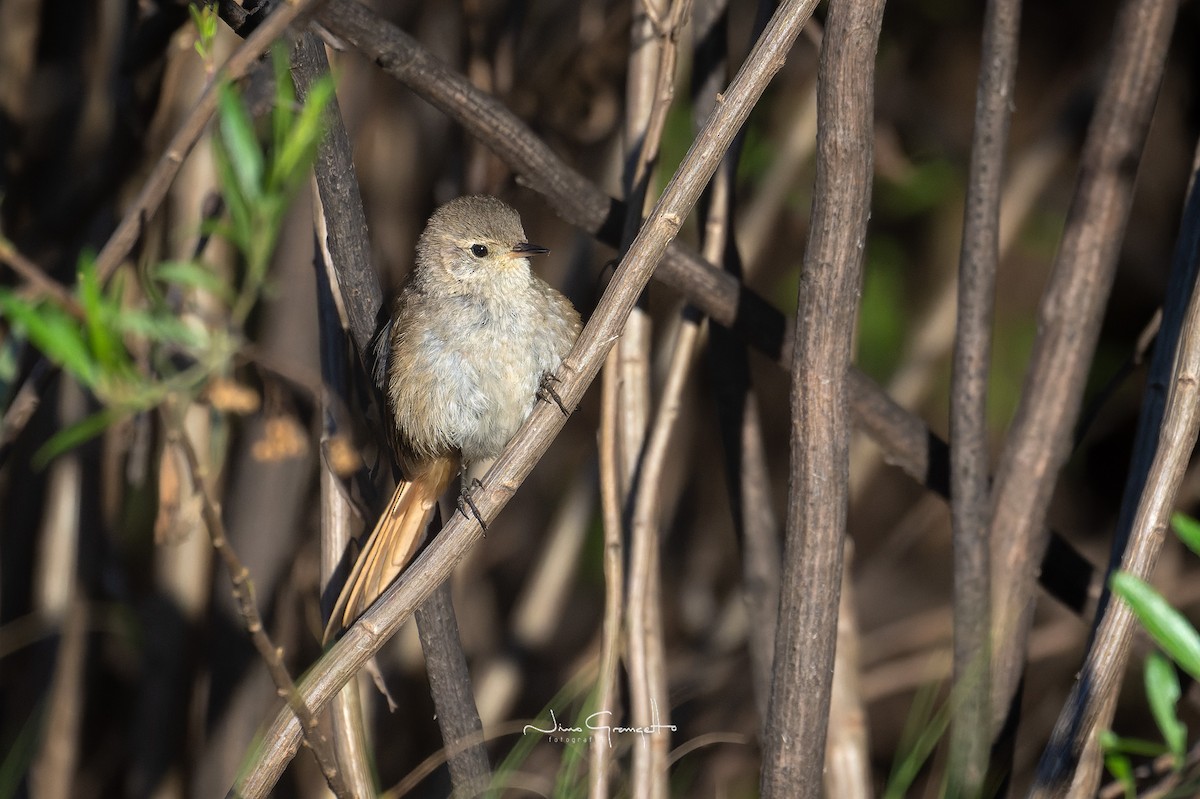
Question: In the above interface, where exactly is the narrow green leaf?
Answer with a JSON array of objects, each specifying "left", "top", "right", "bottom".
[
  {"left": 0, "top": 292, "right": 98, "bottom": 387},
  {"left": 271, "top": 76, "right": 333, "bottom": 193},
  {"left": 113, "top": 309, "right": 204, "bottom": 349},
  {"left": 1100, "top": 741, "right": 1136, "bottom": 799},
  {"left": 882, "top": 682, "right": 950, "bottom": 799},
  {"left": 1171, "top": 513, "right": 1200, "bottom": 559},
  {"left": 0, "top": 334, "right": 19, "bottom": 399},
  {"left": 212, "top": 132, "right": 253, "bottom": 248},
  {"left": 1111, "top": 571, "right": 1200, "bottom": 681},
  {"left": 216, "top": 83, "right": 264, "bottom": 202},
  {"left": 77, "top": 258, "right": 124, "bottom": 371},
  {"left": 32, "top": 407, "right": 122, "bottom": 468},
  {"left": 1099, "top": 731, "right": 1169, "bottom": 759},
  {"left": 1145, "top": 651, "right": 1186, "bottom": 762},
  {"left": 153, "top": 260, "right": 234, "bottom": 303},
  {"left": 187, "top": 3, "right": 205, "bottom": 33},
  {"left": 271, "top": 45, "right": 297, "bottom": 160}
]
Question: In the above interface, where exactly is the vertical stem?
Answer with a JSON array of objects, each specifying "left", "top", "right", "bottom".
[
  {"left": 948, "top": 0, "right": 1021, "bottom": 791},
  {"left": 760, "top": 0, "right": 884, "bottom": 794}
]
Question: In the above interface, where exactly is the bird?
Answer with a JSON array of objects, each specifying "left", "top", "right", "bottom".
[{"left": 326, "top": 195, "right": 582, "bottom": 641}]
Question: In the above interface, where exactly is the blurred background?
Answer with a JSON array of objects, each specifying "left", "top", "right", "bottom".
[{"left": 2, "top": 0, "right": 1200, "bottom": 796}]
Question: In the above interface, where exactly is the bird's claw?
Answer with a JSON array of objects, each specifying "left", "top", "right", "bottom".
[
  {"left": 456, "top": 479, "right": 487, "bottom": 532},
  {"left": 538, "top": 373, "right": 570, "bottom": 416}
]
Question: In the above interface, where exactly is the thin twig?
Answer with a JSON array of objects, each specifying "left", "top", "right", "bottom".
[
  {"left": 693, "top": 0, "right": 781, "bottom": 723},
  {"left": 590, "top": 358, "right": 627, "bottom": 799},
  {"left": 314, "top": 183, "right": 376, "bottom": 799},
  {"left": 947, "top": 0, "right": 1020, "bottom": 790},
  {"left": 619, "top": 2, "right": 690, "bottom": 796},
  {"left": 29, "top": 383, "right": 86, "bottom": 799},
  {"left": 231, "top": 1, "right": 820, "bottom": 792},
  {"left": 825, "top": 545, "right": 872, "bottom": 799},
  {"left": 167, "top": 411, "right": 349, "bottom": 797},
  {"left": 414, "top": 580, "right": 491, "bottom": 797},
  {"left": 759, "top": 0, "right": 884, "bottom": 795},
  {"left": 290, "top": 30, "right": 381, "bottom": 359},
  {"left": 0, "top": 238, "right": 86, "bottom": 319}
]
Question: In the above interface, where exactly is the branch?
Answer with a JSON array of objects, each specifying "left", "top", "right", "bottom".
[
  {"left": 947, "top": 0, "right": 1020, "bottom": 790},
  {"left": 166, "top": 412, "right": 349, "bottom": 797},
  {"left": 759, "top": 0, "right": 884, "bottom": 794}
]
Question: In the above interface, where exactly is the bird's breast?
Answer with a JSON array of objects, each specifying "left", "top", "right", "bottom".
[{"left": 390, "top": 288, "right": 562, "bottom": 464}]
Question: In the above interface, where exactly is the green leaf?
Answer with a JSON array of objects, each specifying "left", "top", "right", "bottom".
[
  {"left": 1145, "top": 650, "right": 1186, "bottom": 762},
  {"left": 1111, "top": 571, "right": 1200, "bottom": 680},
  {"left": 152, "top": 260, "right": 234, "bottom": 303},
  {"left": 216, "top": 83, "right": 264, "bottom": 203},
  {"left": 76, "top": 257, "right": 125, "bottom": 371},
  {"left": 271, "top": 45, "right": 297, "bottom": 161},
  {"left": 271, "top": 75, "right": 333, "bottom": 193},
  {"left": 1099, "top": 730, "right": 1169, "bottom": 759},
  {"left": 212, "top": 131, "right": 253, "bottom": 248},
  {"left": 112, "top": 309, "right": 205, "bottom": 349},
  {"left": 1100, "top": 733, "right": 1136, "bottom": 799},
  {"left": 32, "top": 407, "right": 122, "bottom": 468},
  {"left": 1171, "top": 512, "right": 1200, "bottom": 559},
  {"left": 882, "top": 681, "right": 950, "bottom": 799},
  {"left": 0, "top": 292, "right": 98, "bottom": 388}
]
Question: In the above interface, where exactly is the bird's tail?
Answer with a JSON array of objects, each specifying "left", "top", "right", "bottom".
[{"left": 325, "top": 456, "right": 458, "bottom": 642}]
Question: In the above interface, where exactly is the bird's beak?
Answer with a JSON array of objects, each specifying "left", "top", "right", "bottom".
[{"left": 509, "top": 241, "right": 550, "bottom": 258}]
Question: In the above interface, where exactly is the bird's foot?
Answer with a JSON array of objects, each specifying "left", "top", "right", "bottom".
[
  {"left": 456, "top": 478, "right": 487, "bottom": 532},
  {"left": 538, "top": 373, "right": 570, "bottom": 416}
]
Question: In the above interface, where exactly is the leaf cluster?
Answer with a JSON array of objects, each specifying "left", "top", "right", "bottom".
[{"left": 0, "top": 47, "right": 333, "bottom": 465}]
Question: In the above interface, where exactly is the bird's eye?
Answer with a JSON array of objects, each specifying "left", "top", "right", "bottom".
[{"left": 470, "top": 244, "right": 489, "bottom": 258}]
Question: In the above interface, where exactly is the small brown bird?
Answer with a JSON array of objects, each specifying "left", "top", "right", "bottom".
[{"left": 327, "top": 196, "right": 581, "bottom": 639}]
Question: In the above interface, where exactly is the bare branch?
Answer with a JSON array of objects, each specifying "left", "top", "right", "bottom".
[
  {"left": 166, "top": 411, "right": 349, "bottom": 797},
  {"left": 759, "top": 0, "right": 884, "bottom": 794},
  {"left": 947, "top": 0, "right": 1020, "bottom": 790}
]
